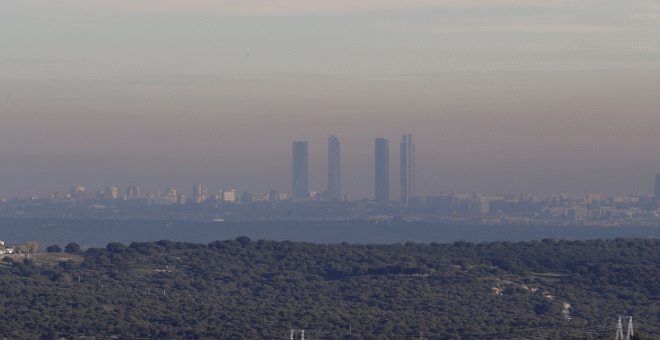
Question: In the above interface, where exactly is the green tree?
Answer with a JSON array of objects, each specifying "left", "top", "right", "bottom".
[
  {"left": 46, "top": 245, "right": 62, "bottom": 253},
  {"left": 64, "top": 242, "right": 81, "bottom": 253}
]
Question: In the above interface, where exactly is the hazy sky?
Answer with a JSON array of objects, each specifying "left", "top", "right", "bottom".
[
  {"left": 2, "top": 0, "right": 660, "bottom": 77},
  {"left": 1, "top": 0, "right": 659, "bottom": 199}
]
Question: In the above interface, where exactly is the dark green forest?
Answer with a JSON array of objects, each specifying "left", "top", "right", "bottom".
[{"left": 2, "top": 237, "right": 660, "bottom": 339}]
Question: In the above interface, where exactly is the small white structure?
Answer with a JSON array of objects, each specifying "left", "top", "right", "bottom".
[{"left": 0, "top": 240, "right": 9, "bottom": 254}]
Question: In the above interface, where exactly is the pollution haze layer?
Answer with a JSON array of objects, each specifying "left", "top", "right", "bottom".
[
  {"left": 7, "top": 219, "right": 660, "bottom": 248},
  {"left": 1, "top": 70, "right": 660, "bottom": 200},
  {"left": 3, "top": 0, "right": 660, "bottom": 199}
]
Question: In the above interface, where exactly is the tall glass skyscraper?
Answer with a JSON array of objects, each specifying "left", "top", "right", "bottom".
[
  {"left": 375, "top": 138, "right": 389, "bottom": 202},
  {"left": 327, "top": 135, "right": 341, "bottom": 200},
  {"left": 400, "top": 134, "right": 415, "bottom": 205},
  {"left": 292, "top": 141, "right": 309, "bottom": 199}
]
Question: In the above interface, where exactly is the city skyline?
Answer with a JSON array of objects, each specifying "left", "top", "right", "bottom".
[
  {"left": 6, "top": 172, "right": 660, "bottom": 229},
  {"left": 2, "top": 71, "right": 660, "bottom": 200},
  {"left": 3, "top": 130, "right": 660, "bottom": 202},
  {"left": 4, "top": 129, "right": 660, "bottom": 200},
  {"left": 2, "top": 0, "right": 660, "bottom": 203},
  {"left": 8, "top": 133, "right": 660, "bottom": 202}
]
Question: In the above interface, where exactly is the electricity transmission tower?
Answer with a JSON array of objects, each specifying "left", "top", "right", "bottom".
[
  {"left": 627, "top": 316, "right": 634, "bottom": 340},
  {"left": 289, "top": 329, "right": 305, "bottom": 340},
  {"left": 615, "top": 316, "right": 634, "bottom": 340}
]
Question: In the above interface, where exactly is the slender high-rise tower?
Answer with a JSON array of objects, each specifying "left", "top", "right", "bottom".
[
  {"left": 192, "top": 184, "right": 207, "bottom": 203},
  {"left": 292, "top": 141, "right": 309, "bottom": 199},
  {"left": 375, "top": 138, "right": 389, "bottom": 202},
  {"left": 400, "top": 134, "right": 415, "bottom": 205},
  {"left": 327, "top": 135, "right": 341, "bottom": 200}
]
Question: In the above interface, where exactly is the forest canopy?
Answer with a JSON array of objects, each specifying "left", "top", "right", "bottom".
[{"left": 0, "top": 237, "right": 659, "bottom": 339}]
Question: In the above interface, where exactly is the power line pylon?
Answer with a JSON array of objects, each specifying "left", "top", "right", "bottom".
[
  {"left": 626, "top": 316, "right": 634, "bottom": 340},
  {"left": 616, "top": 316, "right": 624, "bottom": 340},
  {"left": 289, "top": 329, "right": 305, "bottom": 339}
]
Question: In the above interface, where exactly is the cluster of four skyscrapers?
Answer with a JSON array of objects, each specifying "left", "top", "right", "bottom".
[{"left": 292, "top": 135, "right": 415, "bottom": 204}]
